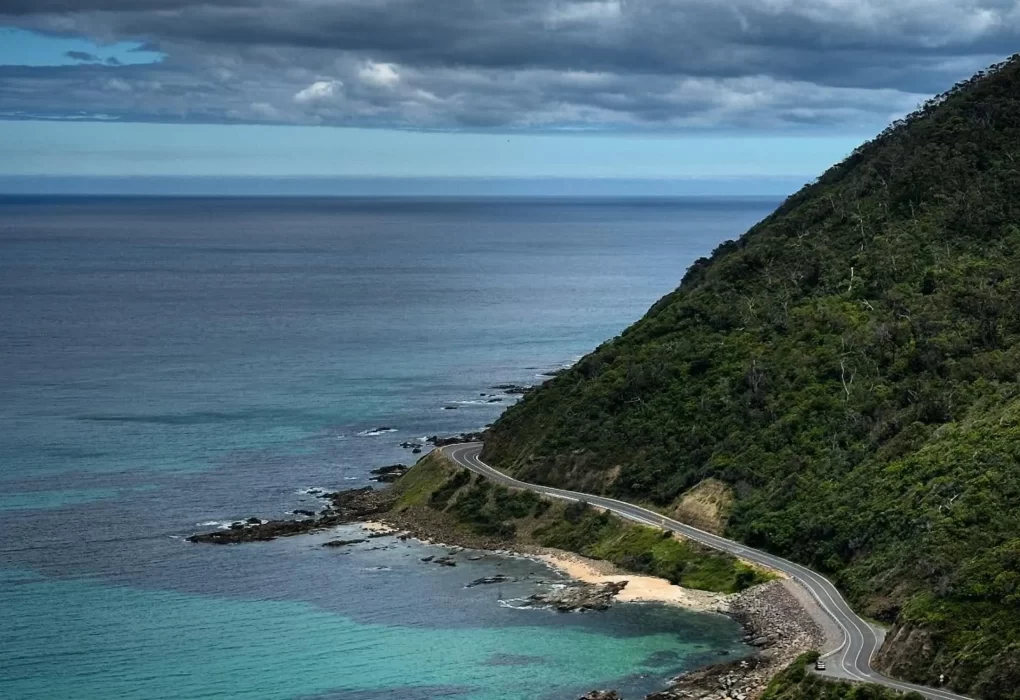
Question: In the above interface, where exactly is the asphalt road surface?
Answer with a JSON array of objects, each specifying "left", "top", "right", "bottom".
[{"left": 443, "top": 442, "right": 972, "bottom": 700}]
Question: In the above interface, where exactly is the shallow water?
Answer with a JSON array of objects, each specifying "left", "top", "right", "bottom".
[{"left": 0, "top": 196, "right": 777, "bottom": 699}]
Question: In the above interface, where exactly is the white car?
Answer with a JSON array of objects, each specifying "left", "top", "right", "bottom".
[{"left": 815, "top": 659, "right": 826, "bottom": 671}]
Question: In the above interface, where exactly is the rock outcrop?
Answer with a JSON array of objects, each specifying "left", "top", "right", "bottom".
[
  {"left": 426, "top": 432, "right": 486, "bottom": 447},
  {"left": 187, "top": 486, "right": 395, "bottom": 544},
  {"left": 524, "top": 580, "right": 628, "bottom": 612},
  {"left": 369, "top": 464, "right": 410, "bottom": 483}
]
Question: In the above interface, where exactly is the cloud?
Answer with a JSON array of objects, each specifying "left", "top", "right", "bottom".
[
  {"left": 357, "top": 62, "right": 399, "bottom": 88},
  {"left": 293, "top": 79, "right": 343, "bottom": 104},
  {"left": 65, "top": 50, "right": 100, "bottom": 63},
  {"left": 1, "top": 0, "right": 1017, "bottom": 130}
]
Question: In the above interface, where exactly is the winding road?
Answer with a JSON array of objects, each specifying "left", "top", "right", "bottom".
[{"left": 443, "top": 442, "right": 971, "bottom": 700}]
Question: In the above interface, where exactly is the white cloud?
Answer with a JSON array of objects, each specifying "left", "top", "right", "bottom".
[
  {"left": 546, "top": 0, "right": 622, "bottom": 24},
  {"left": 358, "top": 61, "right": 400, "bottom": 88},
  {"left": 105, "top": 78, "right": 131, "bottom": 92},
  {"left": 250, "top": 102, "right": 282, "bottom": 119},
  {"left": 293, "top": 79, "right": 343, "bottom": 104}
]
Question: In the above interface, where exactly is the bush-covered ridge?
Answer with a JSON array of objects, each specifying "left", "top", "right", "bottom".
[
  {"left": 484, "top": 56, "right": 1020, "bottom": 698},
  {"left": 392, "top": 453, "right": 768, "bottom": 594}
]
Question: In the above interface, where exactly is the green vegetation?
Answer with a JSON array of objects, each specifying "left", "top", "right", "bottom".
[
  {"left": 391, "top": 453, "right": 456, "bottom": 510},
  {"left": 762, "top": 654, "right": 924, "bottom": 700},
  {"left": 393, "top": 453, "right": 768, "bottom": 594},
  {"left": 484, "top": 57, "right": 1020, "bottom": 698},
  {"left": 534, "top": 500, "right": 766, "bottom": 593}
]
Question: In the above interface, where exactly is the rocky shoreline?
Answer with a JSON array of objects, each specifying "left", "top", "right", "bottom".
[
  {"left": 381, "top": 502, "right": 826, "bottom": 699},
  {"left": 640, "top": 580, "right": 824, "bottom": 700},
  {"left": 188, "top": 453, "right": 825, "bottom": 699},
  {"left": 186, "top": 486, "right": 395, "bottom": 544}
]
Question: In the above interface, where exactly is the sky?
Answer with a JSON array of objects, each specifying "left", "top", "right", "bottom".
[{"left": 0, "top": 2, "right": 1016, "bottom": 193}]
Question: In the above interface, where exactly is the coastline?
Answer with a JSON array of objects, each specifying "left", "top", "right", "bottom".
[
  {"left": 533, "top": 550, "right": 734, "bottom": 613},
  {"left": 356, "top": 517, "right": 826, "bottom": 700},
  {"left": 362, "top": 519, "right": 731, "bottom": 612},
  {"left": 187, "top": 472, "right": 829, "bottom": 699}
]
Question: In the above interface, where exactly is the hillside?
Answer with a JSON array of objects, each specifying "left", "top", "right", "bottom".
[
  {"left": 388, "top": 451, "right": 768, "bottom": 594},
  {"left": 483, "top": 56, "right": 1020, "bottom": 699}
]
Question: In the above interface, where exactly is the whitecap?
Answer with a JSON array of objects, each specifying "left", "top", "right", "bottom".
[
  {"left": 296, "top": 487, "right": 329, "bottom": 497},
  {"left": 357, "top": 427, "right": 398, "bottom": 437},
  {"left": 497, "top": 598, "right": 532, "bottom": 609}
]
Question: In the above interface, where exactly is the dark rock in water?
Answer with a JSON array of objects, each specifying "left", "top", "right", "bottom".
[
  {"left": 192, "top": 517, "right": 319, "bottom": 543},
  {"left": 427, "top": 431, "right": 486, "bottom": 447},
  {"left": 525, "top": 581, "right": 628, "bottom": 612},
  {"left": 541, "top": 369, "right": 567, "bottom": 377},
  {"left": 420, "top": 556, "right": 435, "bottom": 562},
  {"left": 466, "top": 575, "right": 513, "bottom": 587},
  {"left": 188, "top": 486, "right": 395, "bottom": 545},
  {"left": 367, "top": 531, "right": 390, "bottom": 539},
  {"left": 443, "top": 406, "right": 458, "bottom": 410},
  {"left": 399, "top": 441, "right": 423, "bottom": 449},
  {"left": 412, "top": 448, "right": 422, "bottom": 454},
  {"left": 486, "top": 398, "right": 502, "bottom": 403},
  {"left": 578, "top": 692, "right": 621, "bottom": 700},
  {"left": 369, "top": 464, "right": 410, "bottom": 483},
  {"left": 322, "top": 538, "right": 367, "bottom": 548},
  {"left": 371, "top": 465, "right": 407, "bottom": 475},
  {"left": 327, "top": 486, "right": 395, "bottom": 519},
  {"left": 292, "top": 509, "right": 317, "bottom": 517},
  {"left": 492, "top": 384, "right": 531, "bottom": 394},
  {"left": 246, "top": 517, "right": 261, "bottom": 525},
  {"left": 434, "top": 556, "right": 457, "bottom": 567}
]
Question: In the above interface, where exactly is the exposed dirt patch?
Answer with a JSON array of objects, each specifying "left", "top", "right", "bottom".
[{"left": 670, "top": 478, "right": 734, "bottom": 535}]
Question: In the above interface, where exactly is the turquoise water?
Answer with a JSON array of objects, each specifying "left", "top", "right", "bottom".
[
  {"left": 1, "top": 558, "right": 739, "bottom": 700},
  {"left": 0, "top": 197, "right": 777, "bottom": 699}
]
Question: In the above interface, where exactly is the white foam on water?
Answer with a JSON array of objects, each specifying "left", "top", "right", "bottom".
[
  {"left": 357, "top": 428, "right": 398, "bottom": 437},
  {"left": 296, "top": 487, "right": 329, "bottom": 496}
]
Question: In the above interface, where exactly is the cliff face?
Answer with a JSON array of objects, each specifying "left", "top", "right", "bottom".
[{"left": 485, "top": 56, "right": 1020, "bottom": 699}]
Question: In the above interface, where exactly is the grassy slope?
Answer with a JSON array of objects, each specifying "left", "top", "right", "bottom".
[
  {"left": 483, "top": 57, "right": 1020, "bottom": 698},
  {"left": 391, "top": 452, "right": 768, "bottom": 594}
]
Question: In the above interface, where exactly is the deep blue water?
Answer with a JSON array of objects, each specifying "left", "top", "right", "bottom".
[{"left": 0, "top": 196, "right": 779, "bottom": 699}]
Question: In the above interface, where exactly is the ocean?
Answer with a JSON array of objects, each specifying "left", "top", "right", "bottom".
[{"left": 0, "top": 196, "right": 779, "bottom": 700}]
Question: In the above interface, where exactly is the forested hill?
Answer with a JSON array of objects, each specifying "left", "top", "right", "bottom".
[{"left": 483, "top": 56, "right": 1020, "bottom": 699}]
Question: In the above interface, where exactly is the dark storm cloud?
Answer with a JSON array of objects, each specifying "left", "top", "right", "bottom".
[
  {"left": 2, "top": 0, "right": 1017, "bottom": 129},
  {"left": 0, "top": 0, "right": 254, "bottom": 13},
  {"left": 65, "top": 50, "right": 100, "bottom": 62}
]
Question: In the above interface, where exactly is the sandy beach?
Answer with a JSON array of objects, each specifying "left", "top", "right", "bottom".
[{"left": 535, "top": 550, "right": 734, "bottom": 613}]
